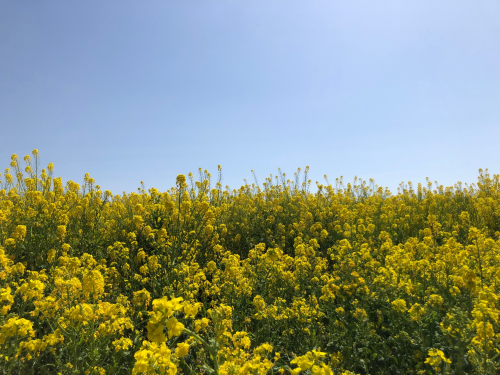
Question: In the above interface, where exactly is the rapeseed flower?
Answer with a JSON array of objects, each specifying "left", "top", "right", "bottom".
[{"left": 2, "top": 154, "right": 500, "bottom": 374}]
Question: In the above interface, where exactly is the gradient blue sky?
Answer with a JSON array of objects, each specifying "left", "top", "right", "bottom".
[{"left": 1, "top": 0, "right": 499, "bottom": 193}]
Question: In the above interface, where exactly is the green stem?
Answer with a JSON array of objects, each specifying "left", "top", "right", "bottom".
[{"left": 183, "top": 328, "right": 219, "bottom": 374}]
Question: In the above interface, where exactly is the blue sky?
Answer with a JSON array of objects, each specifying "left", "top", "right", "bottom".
[{"left": 1, "top": 0, "right": 499, "bottom": 194}]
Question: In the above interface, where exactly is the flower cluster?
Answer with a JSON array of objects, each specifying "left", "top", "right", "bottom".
[{"left": 1, "top": 152, "right": 500, "bottom": 374}]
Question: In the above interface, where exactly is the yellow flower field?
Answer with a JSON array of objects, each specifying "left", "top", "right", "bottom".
[{"left": 1, "top": 150, "right": 500, "bottom": 374}]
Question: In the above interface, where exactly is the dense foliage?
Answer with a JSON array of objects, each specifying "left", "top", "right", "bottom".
[{"left": 1, "top": 150, "right": 500, "bottom": 375}]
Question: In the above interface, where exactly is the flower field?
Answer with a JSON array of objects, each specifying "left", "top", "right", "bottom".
[{"left": 1, "top": 150, "right": 500, "bottom": 374}]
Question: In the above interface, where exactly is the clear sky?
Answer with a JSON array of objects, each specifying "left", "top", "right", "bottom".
[{"left": 1, "top": 0, "right": 499, "bottom": 194}]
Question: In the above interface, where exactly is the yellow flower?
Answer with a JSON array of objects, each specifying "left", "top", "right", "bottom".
[
  {"left": 408, "top": 303, "right": 425, "bottom": 321},
  {"left": 82, "top": 269, "right": 105, "bottom": 298},
  {"left": 183, "top": 302, "right": 202, "bottom": 319},
  {"left": 253, "top": 295, "right": 266, "bottom": 312},
  {"left": 13, "top": 225, "right": 27, "bottom": 241},
  {"left": 16, "top": 279, "right": 45, "bottom": 301},
  {"left": 132, "top": 289, "right": 151, "bottom": 308},
  {"left": 0, "top": 287, "right": 14, "bottom": 315},
  {"left": 426, "top": 294, "right": 444, "bottom": 308},
  {"left": 4, "top": 238, "right": 15, "bottom": 247},
  {"left": 112, "top": 337, "right": 133, "bottom": 352},
  {"left": 147, "top": 320, "right": 166, "bottom": 343},
  {"left": 232, "top": 331, "right": 251, "bottom": 349},
  {"left": 166, "top": 317, "right": 184, "bottom": 338},
  {"left": 425, "top": 348, "right": 451, "bottom": 371},
  {"left": 391, "top": 299, "right": 407, "bottom": 313},
  {"left": 311, "top": 364, "right": 334, "bottom": 375},
  {"left": 132, "top": 341, "right": 177, "bottom": 375},
  {"left": 0, "top": 318, "right": 35, "bottom": 345},
  {"left": 57, "top": 225, "right": 66, "bottom": 240},
  {"left": 175, "top": 342, "right": 189, "bottom": 358},
  {"left": 61, "top": 243, "right": 71, "bottom": 255},
  {"left": 176, "top": 174, "right": 186, "bottom": 185},
  {"left": 291, "top": 351, "right": 326, "bottom": 372},
  {"left": 47, "top": 249, "right": 57, "bottom": 263},
  {"left": 194, "top": 318, "right": 210, "bottom": 333},
  {"left": 153, "top": 296, "right": 184, "bottom": 317}
]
